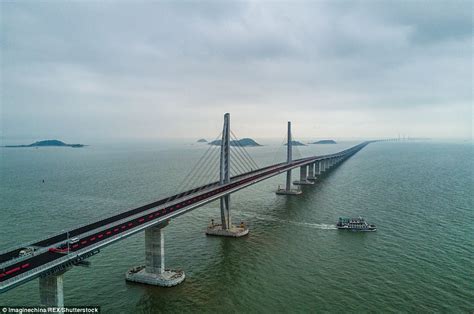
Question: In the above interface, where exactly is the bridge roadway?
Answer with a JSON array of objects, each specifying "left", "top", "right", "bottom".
[{"left": 0, "top": 141, "right": 370, "bottom": 292}]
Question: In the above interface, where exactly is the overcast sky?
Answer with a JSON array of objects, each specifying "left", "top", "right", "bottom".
[{"left": 1, "top": 1, "right": 472, "bottom": 142}]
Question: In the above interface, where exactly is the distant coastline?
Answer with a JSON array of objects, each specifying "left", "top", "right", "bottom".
[{"left": 4, "top": 140, "right": 86, "bottom": 148}]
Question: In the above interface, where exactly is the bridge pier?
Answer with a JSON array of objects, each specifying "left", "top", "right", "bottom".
[
  {"left": 294, "top": 165, "right": 314, "bottom": 185},
  {"left": 324, "top": 159, "right": 330, "bottom": 171},
  {"left": 276, "top": 121, "right": 302, "bottom": 195},
  {"left": 39, "top": 272, "right": 65, "bottom": 307},
  {"left": 314, "top": 161, "right": 321, "bottom": 176},
  {"left": 125, "top": 222, "right": 185, "bottom": 287},
  {"left": 320, "top": 160, "right": 326, "bottom": 172},
  {"left": 307, "top": 162, "right": 316, "bottom": 180}
]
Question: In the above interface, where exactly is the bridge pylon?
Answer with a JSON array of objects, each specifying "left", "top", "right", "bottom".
[
  {"left": 206, "top": 113, "right": 249, "bottom": 237},
  {"left": 125, "top": 221, "right": 185, "bottom": 287},
  {"left": 276, "top": 121, "right": 302, "bottom": 195}
]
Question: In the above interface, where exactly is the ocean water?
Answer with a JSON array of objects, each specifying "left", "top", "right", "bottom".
[{"left": 0, "top": 140, "right": 472, "bottom": 313}]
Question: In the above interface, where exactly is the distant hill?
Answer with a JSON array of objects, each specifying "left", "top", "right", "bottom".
[
  {"left": 284, "top": 140, "right": 306, "bottom": 146},
  {"left": 209, "top": 138, "right": 262, "bottom": 147},
  {"left": 5, "top": 140, "right": 85, "bottom": 148},
  {"left": 311, "top": 140, "right": 337, "bottom": 144},
  {"left": 197, "top": 138, "right": 207, "bottom": 143}
]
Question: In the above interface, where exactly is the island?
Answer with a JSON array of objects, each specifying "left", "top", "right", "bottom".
[
  {"left": 5, "top": 140, "right": 85, "bottom": 148},
  {"left": 208, "top": 138, "right": 262, "bottom": 147},
  {"left": 311, "top": 140, "right": 337, "bottom": 144},
  {"left": 197, "top": 138, "right": 208, "bottom": 143},
  {"left": 284, "top": 140, "right": 306, "bottom": 146}
]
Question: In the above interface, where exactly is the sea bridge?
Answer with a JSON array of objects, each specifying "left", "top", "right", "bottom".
[{"left": 0, "top": 113, "right": 394, "bottom": 306}]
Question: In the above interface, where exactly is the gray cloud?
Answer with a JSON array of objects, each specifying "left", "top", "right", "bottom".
[{"left": 1, "top": 0, "right": 472, "bottom": 141}]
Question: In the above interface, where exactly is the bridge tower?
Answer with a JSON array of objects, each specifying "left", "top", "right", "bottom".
[
  {"left": 276, "top": 121, "right": 302, "bottom": 195},
  {"left": 220, "top": 112, "right": 231, "bottom": 229},
  {"left": 125, "top": 220, "right": 185, "bottom": 287},
  {"left": 206, "top": 113, "right": 249, "bottom": 237}
]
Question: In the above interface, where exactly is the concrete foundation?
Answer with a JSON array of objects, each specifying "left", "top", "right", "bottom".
[
  {"left": 126, "top": 224, "right": 185, "bottom": 287},
  {"left": 126, "top": 266, "right": 185, "bottom": 287},
  {"left": 275, "top": 188, "right": 302, "bottom": 195},
  {"left": 206, "top": 223, "right": 249, "bottom": 237},
  {"left": 39, "top": 273, "right": 64, "bottom": 307},
  {"left": 293, "top": 180, "right": 314, "bottom": 185}
]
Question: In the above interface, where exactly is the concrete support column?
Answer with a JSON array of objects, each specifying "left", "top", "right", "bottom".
[
  {"left": 145, "top": 225, "right": 163, "bottom": 274},
  {"left": 294, "top": 164, "right": 314, "bottom": 185},
  {"left": 39, "top": 274, "right": 64, "bottom": 307},
  {"left": 300, "top": 165, "right": 307, "bottom": 181},
  {"left": 160, "top": 228, "right": 165, "bottom": 274},
  {"left": 126, "top": 222, "right": 185, "bottom": 287},
  {"left": 307, "top": 163, "right": 315, "bottom": 180},
  {"left": 285, "top": 169, "right": 292, "bottom": 191},
  {"left": 314, "top": 161, "right": 320, "bottom": 175},
  {"left": 220, "top": 195, "right": 230, "bottom": 230}
]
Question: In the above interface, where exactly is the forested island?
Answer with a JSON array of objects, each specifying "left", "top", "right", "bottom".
[
  {"left": 5, "top": 140, "right": 85, "bottom": 148},
  {"left": 312, "top": 140, "right": 337, "bottom": 144},
  {"left": 197, "top": 138, "right": 207, "bottom": 143},
  {"left": 208, "top": 138, "right": 261, "bottom": 147}
]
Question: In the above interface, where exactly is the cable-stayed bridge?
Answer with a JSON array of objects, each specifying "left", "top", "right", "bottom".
[{"left": 0, "top": 113, "right": 395, "bottom": 305}]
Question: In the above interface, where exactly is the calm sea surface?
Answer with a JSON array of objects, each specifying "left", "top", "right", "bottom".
[{"left": 0, "top": 140, "right": 472, "bottom": 313}]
